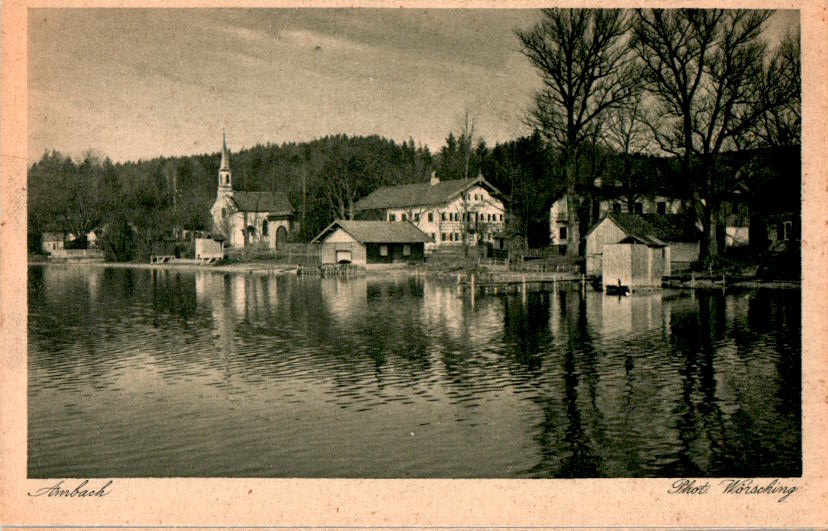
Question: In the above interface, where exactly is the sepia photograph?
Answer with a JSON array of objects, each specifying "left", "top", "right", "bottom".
[{"left": 23, "top": 6, "right": 804, "bottom": 481}]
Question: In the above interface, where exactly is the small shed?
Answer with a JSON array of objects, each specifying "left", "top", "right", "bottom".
[
  {"left": 195, "top": 233, "right": 226, "bottom": 261},
  {"left": 312, "top": 220, "right": 432, "bottom": 266},
  {"left": 602, "top": 235, "right": 669, "bottom": 293}
]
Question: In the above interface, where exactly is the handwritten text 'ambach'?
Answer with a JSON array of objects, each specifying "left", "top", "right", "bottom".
[
  {"left": 669, "top": 478, "right": 797, "bottom": 502},
  {"left": 28, "top": 479, "right": 112, "bottom": 498}
]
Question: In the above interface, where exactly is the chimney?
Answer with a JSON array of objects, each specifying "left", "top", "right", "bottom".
[{"left": 430, "top": 170, "right": 439, "bottom": 186}]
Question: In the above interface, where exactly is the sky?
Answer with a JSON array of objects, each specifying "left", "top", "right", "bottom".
[{"left": 27, "top": 8, "right": 799, "bottom": 164}]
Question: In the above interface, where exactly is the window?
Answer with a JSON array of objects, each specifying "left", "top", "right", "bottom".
[
  {"left": 431, "top": 233, "right": 436, "bottom": 241},
  {"left": 657, "top": 202, "right": 666, "bottom": 215},
  {"left": 488, "top": 213, "right": 492, "bottom": 222},
  {"left": 221, "top": 207, "right": 226, "bottom": 218},
  {"left": 455, "top": 232, "right": 461, "bottom": 241},
  {"left": 613, "top": 203, "right": 622, "bottom": 214},
  {"left": 442, "top": 232, "right": 447, "bottom": 241},
  {"left": 262, "top": 220, "right": 269, "bottom": 236},
  {"left": 403, "top": 245, "right": 411, "bottom": 256},
  {"left": 428, "top": 212, "right": 434, "bottom": 222},
  {"left": 414, "top": 213, "right": 420, "bottom": 222},
  {"left": 634, "top": 202, "right": 643, "bottom": 214},
  {"left": 389, "top": 213, "right": 396, "bottom": 222},
  {"left": 499, "top": 214, "right": 503, "bottom": 221},
  {"left": 559, "top": 226, "right": 567, "bottom": 240},
  {"left": 401, "top": 213, "right": 407, "bottom": 221},
  {"left": 225, "top": 175, "right": 230, "bottom": 185},
  {"left": 380, "top": 245, "right": 388, "bottom": 256},
  {"left": 441, "top": 212, "right": 446, "bottom": 221}
]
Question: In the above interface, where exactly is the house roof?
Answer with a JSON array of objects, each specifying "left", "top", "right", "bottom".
[
  {"left": 354, "top": 175, "right": 503, "bottom": 211},
  {"left": 232, "top": 191, "right": 294, "bottom": 214},
  {"left": 312, "top": 220, "right": 433, "bottom": 244},
  {"left": 589, "top": 213, "right": 701, "bottom": 244}
]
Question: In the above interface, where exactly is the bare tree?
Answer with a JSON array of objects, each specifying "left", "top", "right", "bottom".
[
  {"left": 755, "top": 29, "right": 801, "bottom": 148},
  {"left": 601, "top": 90, "right": 653, "bottom": 212},
  {"left": 457, "top": 109, "right": 477, "bottom": 256},
  {"left": 517, "top": 9, "right": 636, "bottom": 256},
  {"left": 631, "top": 9, "right": 796, "bottom": 260}
]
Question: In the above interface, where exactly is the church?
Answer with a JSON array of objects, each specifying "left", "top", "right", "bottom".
[{"left": 210, "top": 134, "right": 295, "bottom": 249}]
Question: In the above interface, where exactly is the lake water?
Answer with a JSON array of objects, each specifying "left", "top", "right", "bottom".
[{"left": 28, "top": 265, "right": 801, "bottom": 478}]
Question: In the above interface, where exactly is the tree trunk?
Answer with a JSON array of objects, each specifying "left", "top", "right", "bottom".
[
  {"left": 566, "top": 187, "right": 580, "bottom": 256},
  {"left": 700, "top": 203, "right": 720, "bottom": 263}
]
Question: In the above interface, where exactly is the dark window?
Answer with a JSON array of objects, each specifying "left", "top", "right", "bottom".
[
  {"left": 634, "top": 203, "right": 643, "bottom": 214},
  {"left": 221, "top": 208, "right": 226, "bottom": 218},
  {"left": 559, "top": 226, "right": 567, "bottom": 240},
  {"left": 455, "top": 232, "right": 461, "bottom": 241},
  {"left": 428, "top": 212, "right": 434, "bottom": 222},
  {"left": 262, "top": 220, "right": 269, "bottom": 236},
  {"left": 613, "top": 203, "right": 622, "bottom": 214},
  {"left": 442, "top": 232, "right": 447, "bottom": 241},
  {"left": 441, "top": 212, "right": 446, "bottom": 221},
  {"left": 414, "top": 213, "right": 420, "bottom": 222},
  {"left": 657, "top": 202, "right": 666, "bottom": 215},
  {"left": 401, "top": 213, "right": 407, "bottom": 221},
  {"left": 389, "top": 213, "right": 396, "bottom": 222}
]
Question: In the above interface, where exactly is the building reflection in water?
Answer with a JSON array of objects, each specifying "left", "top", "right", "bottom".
[{"left": 28, "top": 266, "right": 801, "bottom": 478}]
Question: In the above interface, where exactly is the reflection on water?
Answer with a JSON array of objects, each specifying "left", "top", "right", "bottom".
[{"left": 28, "top": 265, "right": 801, "bottom": 478}]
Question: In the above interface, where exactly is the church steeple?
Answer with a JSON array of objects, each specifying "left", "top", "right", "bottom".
[
  {"left": 218, "top": 131, "right": 233, "bottom": 197},
  {"left": 220, "top": 131, "right": 230, "bottom": 171}
]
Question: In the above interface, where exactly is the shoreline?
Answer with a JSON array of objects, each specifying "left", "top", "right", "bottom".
[
  {"left": 28, "top": 258, "right": 299, "bottom": 275},
  {"left": 28, "top": 258, "right": 801, "bottom": 288}
]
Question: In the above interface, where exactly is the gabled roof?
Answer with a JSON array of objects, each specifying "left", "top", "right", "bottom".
[
  {"left": 312, "top": 220, "right": 433, "bottom": 244},
  {"left": 232, "top": 191, "right": 294, "bottom": 215},
  {"left": 588, "top": 213, "right": 701, "bottom": 244},
  {"left": 354, "top": 175, "right": 503, "bottom": 211}
]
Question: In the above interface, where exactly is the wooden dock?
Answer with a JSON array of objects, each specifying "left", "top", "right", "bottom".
[{"left": 459, "top": 272, "right": 598, "bottom": 294}]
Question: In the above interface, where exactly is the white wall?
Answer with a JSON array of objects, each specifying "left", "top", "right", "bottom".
[
  {"left": 385, "top": 184, "right": 505, "bottom": 249},
  {"left": 585, "top": 218, "right": 626, "bottom": 276}
]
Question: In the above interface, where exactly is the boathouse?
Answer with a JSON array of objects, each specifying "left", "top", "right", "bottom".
[
  {"left": 585, "top": 213, "right": 701, "bottom": 277},
  {"left": 602, "top": 236, "right": 669, "bottom": 293},
  {"left": 312, "top": 220, "right": 432, "bottom": 266}
]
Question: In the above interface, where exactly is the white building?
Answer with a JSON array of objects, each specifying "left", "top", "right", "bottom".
[
  {"left": 210, "top": 134, "right": 295, "bottom": 248},
  {"left": 353, "top": 171, "right": 506, "bottom": 250}
]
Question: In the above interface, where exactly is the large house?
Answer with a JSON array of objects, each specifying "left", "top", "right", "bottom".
[
  {"left": 312, "top": 220, "right": 432, "bottom": 266},
  {"left": 210, "top": 134, "right": 295, "bottom": 248},
  {"left": 353, "top": 171, "right": 506, "bottom": 250}
]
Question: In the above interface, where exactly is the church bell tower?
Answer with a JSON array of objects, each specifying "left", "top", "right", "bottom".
[{"left": 218, "top": 131, "right": 233, "bottom": 198}]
